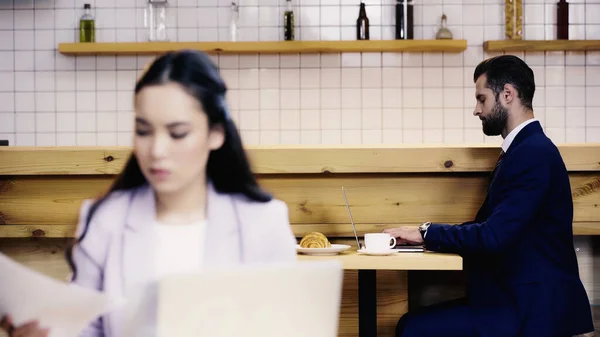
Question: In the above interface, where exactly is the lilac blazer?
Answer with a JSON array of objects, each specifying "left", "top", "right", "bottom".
[{"left": 70, "top": 183, "right": 298, "bottom": 337}]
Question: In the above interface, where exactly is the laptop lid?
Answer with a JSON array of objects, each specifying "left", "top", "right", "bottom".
[
  {"left": 156, "top": 261, "right": 343, "bottom": 337},
  {"left": 342, "top": 186, "right": 362, "bottom": 249}
]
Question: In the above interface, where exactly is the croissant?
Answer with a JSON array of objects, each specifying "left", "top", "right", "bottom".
[{"left": 299, "top": 232, "right": 331, "bottom": 248}]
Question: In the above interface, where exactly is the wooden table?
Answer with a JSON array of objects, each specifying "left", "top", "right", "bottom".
[
  {"left": 297, "top": 250, "right": 463, "bottom": 270},
  {"left": 298, "top": 251, "right": 463, "bottom": 337}
]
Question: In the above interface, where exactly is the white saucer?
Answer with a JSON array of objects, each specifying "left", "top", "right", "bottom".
[
  {"left": 296, "top": 244, "right": 351, "bottom": 256},
  {"left": 357, "top": 248, "right": 399, "bottom": 256}
]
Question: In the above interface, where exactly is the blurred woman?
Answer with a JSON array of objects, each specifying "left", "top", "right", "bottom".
[{"left": 1, "top": 49, "right": 297, "bottom": 337}]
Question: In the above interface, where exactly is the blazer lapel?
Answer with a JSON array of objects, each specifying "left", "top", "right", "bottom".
[
  {"left": 118, "top": 182, "right": 245, "bottom": 294},
  {"left": 101, "top": 184, "right": 158, "bottom": 337},
  {"left": 122, "top": 184, "right": 158, "bottom": 294},
  {"left": 204, "top": 182, "right": 243, "bottom": 269}
]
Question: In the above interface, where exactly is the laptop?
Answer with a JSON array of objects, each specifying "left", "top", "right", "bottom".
[{"left": 156, "top": 261, "right": 343, "bottom": 337}]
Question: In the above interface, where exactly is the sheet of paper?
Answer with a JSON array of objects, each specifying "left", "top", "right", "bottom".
[{"left": 0, "top": 252, "right": 124, "bottom": 337}]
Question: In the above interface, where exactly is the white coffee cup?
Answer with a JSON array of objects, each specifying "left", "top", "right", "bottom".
[{"left": 364, "top": 233, "right": 396, "bottom": 252}]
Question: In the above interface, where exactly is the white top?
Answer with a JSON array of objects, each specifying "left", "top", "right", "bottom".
[
  {"left": 501, "top": 118, "right": 538, "bottom": 153},
  {"left": 121, "top": 220, "right": 207, "bottom": 337},
  {"left": 155, "top": 220, "right": 207, "bottom": 278}
]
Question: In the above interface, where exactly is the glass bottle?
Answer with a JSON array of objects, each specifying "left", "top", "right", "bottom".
[
  {"left": 284, "top": 0, "right": 294, "bottom": 41},
  {"left": 145, "top": 0, "right": 169, "bottom": 42},
  {"left": 435, "top": 14, "right": 453, "bottom": 39},
  {"left": 230, "top": 2, "right": 239, "bottom": 42},
  {"left": 556, "top": 0, "right": 569, "bottom": 40},
  {"left": 79, "top": 3, "right": 95, "bottom": 43},
  {"left": 395, "top": 0, "right": 413, "bottom": 40},
  {"left": 356, "top": 2, "right": 369, "bottom": 40},
  {"left": 505, "top": 0, "right": 523, "bottom": 39}
]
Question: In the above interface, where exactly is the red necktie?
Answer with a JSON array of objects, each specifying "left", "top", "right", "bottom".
[{"left": 488, "top": 150, "right": 505, "bottom": 191}]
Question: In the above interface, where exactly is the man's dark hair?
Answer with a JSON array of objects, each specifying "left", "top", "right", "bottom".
[{"left": 473, "top": 55, "right": 535, "bottom": 110}]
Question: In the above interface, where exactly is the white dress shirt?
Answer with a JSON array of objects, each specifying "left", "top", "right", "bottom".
[{"left": 501, "top": 118, "right": 538, "bottom": 153}]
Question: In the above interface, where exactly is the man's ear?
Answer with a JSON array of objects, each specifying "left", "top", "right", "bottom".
[{"left": 501, "top": 83, "right": 518, "bottom": 105}]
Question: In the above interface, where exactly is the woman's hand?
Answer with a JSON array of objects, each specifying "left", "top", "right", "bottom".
[{"left": 0, "top": 315, "right": 49, "bottom": 337}]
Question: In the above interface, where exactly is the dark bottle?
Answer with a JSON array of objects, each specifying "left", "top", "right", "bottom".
[
  {"left": 395, "top": 0, "right": 414, "bottom": 40},
  {"left": 356, "top": 2, "right": 369, "bottom": 40},
  {"left": 284, "top": 0, "right": 294, "bottom": 41},
  {"left": 556, "top": 0, "right": 569, "bottom": 40}
]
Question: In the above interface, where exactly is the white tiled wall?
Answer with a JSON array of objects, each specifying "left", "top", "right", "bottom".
[{"left": 0, "top": 0, "right": 599, "bottom": 146}]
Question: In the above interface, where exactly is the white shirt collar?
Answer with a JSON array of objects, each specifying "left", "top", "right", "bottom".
[{"left": 501, "top": 118, "right": 538, "bottom": 153}]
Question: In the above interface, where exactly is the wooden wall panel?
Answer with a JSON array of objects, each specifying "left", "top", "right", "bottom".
[
  {"left": 0, "top": 238, "right": 71, "bottom": 281},
  {"left": 1, "top": 173, "right": 599, "bottom": 236},
  {"left": 261, "top": 174, "right": 488, "bottom": 224},
  {"left": 3, "top": 145, "right": 600, "bottom": 175},
  {"left": 0, "top": 176, "right": 111, "bottom": 225},
  {"left": 594, "top": 237, "right": 600, "bottom": 305}
]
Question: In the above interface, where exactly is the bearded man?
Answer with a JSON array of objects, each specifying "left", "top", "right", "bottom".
[{"left": 385, "top": 55, "right": 595, "bottom": 337}]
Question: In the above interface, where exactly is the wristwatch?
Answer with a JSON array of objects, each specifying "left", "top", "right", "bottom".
[{"left": 419, "top": 221, "right": 431, "bottom": 239}]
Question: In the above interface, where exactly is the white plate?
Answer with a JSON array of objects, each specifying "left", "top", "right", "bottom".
[
  {"left": 357, "top": 248, "right": 399, "bottom": 256},
  {"left": 296, "top": 244, "right": 351, "bottom": 256}
]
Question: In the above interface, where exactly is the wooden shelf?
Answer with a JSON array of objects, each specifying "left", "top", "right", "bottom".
[
  {"left": 484, "top": 39, "right": 600, "bottom": 52},
  {"left": 57, "top": 40, "right": 468, "bottom": 55}
]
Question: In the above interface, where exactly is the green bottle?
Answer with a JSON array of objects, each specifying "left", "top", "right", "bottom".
[{"left": 79, "top": 3, "right": 95, "bottom": 43}]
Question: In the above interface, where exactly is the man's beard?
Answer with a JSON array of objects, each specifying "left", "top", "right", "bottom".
[{"left": 481, "top": 100, "right": 508, "bottom": 136}]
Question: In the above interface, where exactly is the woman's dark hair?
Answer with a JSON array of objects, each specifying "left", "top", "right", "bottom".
[
  {"left": 473, "top": 55, "right": 535, "bottom": 110},
  {"left": 66, "top": 50, "right": 272, "bottom": 280}
]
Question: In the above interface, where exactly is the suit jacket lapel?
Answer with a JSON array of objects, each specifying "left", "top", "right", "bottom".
[
  {"left": 473, "top": 121, "right": 544, "bottom": 221},
  {"left": 475, "top": 151, "right": 504, "bottom": 222},
  {"left": 505, "top": 120, "right": 543, "bottom": 156}
]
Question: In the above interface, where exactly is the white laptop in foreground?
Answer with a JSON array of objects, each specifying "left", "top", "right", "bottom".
[{"left": 156, "top": 260, "right": 343, "bottom": 337}]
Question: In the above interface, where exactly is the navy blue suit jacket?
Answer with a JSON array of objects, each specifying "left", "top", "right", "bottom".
[{"left": 424, "top": 121, "right": 594, "bottom": 337}]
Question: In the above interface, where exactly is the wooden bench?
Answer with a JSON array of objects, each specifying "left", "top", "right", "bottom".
[{"left": 1, "top": 145, "right": 599, "bottom": 337}]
